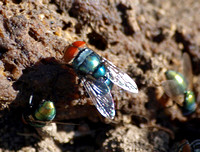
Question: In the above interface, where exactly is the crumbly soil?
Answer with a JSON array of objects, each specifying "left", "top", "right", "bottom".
[{"left": 0, "top": 0, "right": 200, "bottom": 151}]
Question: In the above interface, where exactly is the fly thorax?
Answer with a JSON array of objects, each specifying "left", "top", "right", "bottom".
[{"left": 73, "top": 49, "right": 101, "bottom": 75}]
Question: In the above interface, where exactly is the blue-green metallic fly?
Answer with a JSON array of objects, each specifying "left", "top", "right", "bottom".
[
  {"left": 63, "top": 41, "right": 138, "bottom": 119},
  {"left": 22, "top": 95, "right": 56, "bottom": 128},
  {"left": 162, "top": 53, "right": 196, "bottom": 115}
]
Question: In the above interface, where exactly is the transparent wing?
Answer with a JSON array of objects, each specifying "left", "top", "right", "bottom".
[
  {"left": 162, "top": 80, "right": 185, "bottom": 97},
  {"left": 82, "top": 78, "right": 115, "bottom": 119},
  {"left": 102, "top": 57, "right": 138, "bottom": 93},
  {"left": 182, "top": 52, "right": 193, "bottom": 90},
  {"left": 162, "top": 80, "right": 184, "bottom": 104}
]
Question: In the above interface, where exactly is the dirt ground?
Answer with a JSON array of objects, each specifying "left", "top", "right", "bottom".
[{"left": 0, "top": 0, "right": 200, "bottom": 151}]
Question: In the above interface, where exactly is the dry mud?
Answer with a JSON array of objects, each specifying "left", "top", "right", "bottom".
[{"left": 0, "top": 0, "right": 200, "bottom": 151}]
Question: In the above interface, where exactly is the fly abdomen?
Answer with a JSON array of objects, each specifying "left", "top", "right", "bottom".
[
  {"left": 104, "top": 77, "right": 113, "bottom": 90},
  {"left": 182, "top": 91, "right": 196, "bottom": 115},
  {"left": 93, "top": 63, "right": 106, "bottom": 78},
  {"left": 34, "top": 101, "right": 56, "bottom": 122}
]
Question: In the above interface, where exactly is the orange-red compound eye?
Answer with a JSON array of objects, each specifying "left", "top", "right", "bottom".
[
  {"left": 63, "top": 46, "right": 79, "bottom": 63},
  {"left": 72, "top": 41, "right": 86, "bottom": 48},
  {"left": 63, "top": 41, "right": 87, "bottom": 63}
]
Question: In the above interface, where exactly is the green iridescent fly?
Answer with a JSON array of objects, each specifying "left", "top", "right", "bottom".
[
  {"left": 162, "top": 53, "right": 196, "bottom": 115},
  {"left": 22, "top": 95, "right": 56, "bottom": 128}
]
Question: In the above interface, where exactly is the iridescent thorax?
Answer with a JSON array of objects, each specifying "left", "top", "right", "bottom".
[{"left": 165, "top": 70, "right": 188, "bottom": 92}]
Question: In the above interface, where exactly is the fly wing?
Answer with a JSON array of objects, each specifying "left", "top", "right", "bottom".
[
  {"left": 182, "top": 52, "right": 193, "bottom": 90},
  {"left": 162, "top": 80, "right": 184, "bottom": 97},
  {"left": 162, "top": 80, "right": 184, "bottom": 105},
  {"left": 102, "top": 57, "right": 138, "bottom": 93},
  {"left": 81, "top": 78, "right": 115, "bottom": 119}
]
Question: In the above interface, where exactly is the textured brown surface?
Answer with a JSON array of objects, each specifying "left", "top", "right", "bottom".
[{"left": 0, "top": 0, "right": 200, "bottom": 151}]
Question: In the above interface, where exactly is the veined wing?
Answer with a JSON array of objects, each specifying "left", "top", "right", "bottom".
[
  {"left": 162, "top": 80, "right": 185, "bottom": 97},
  {"left": 82, "top": 78, "right": 115, "bottom": 119},
  {"left": 102, "top": 57, "right": 138, "bottom": 93},
  {"left": 162, "top": 80, "right": 184, "bottom": 104},
  {"left": 182, "top": 52, "right": 193, "bottom": 90}
]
